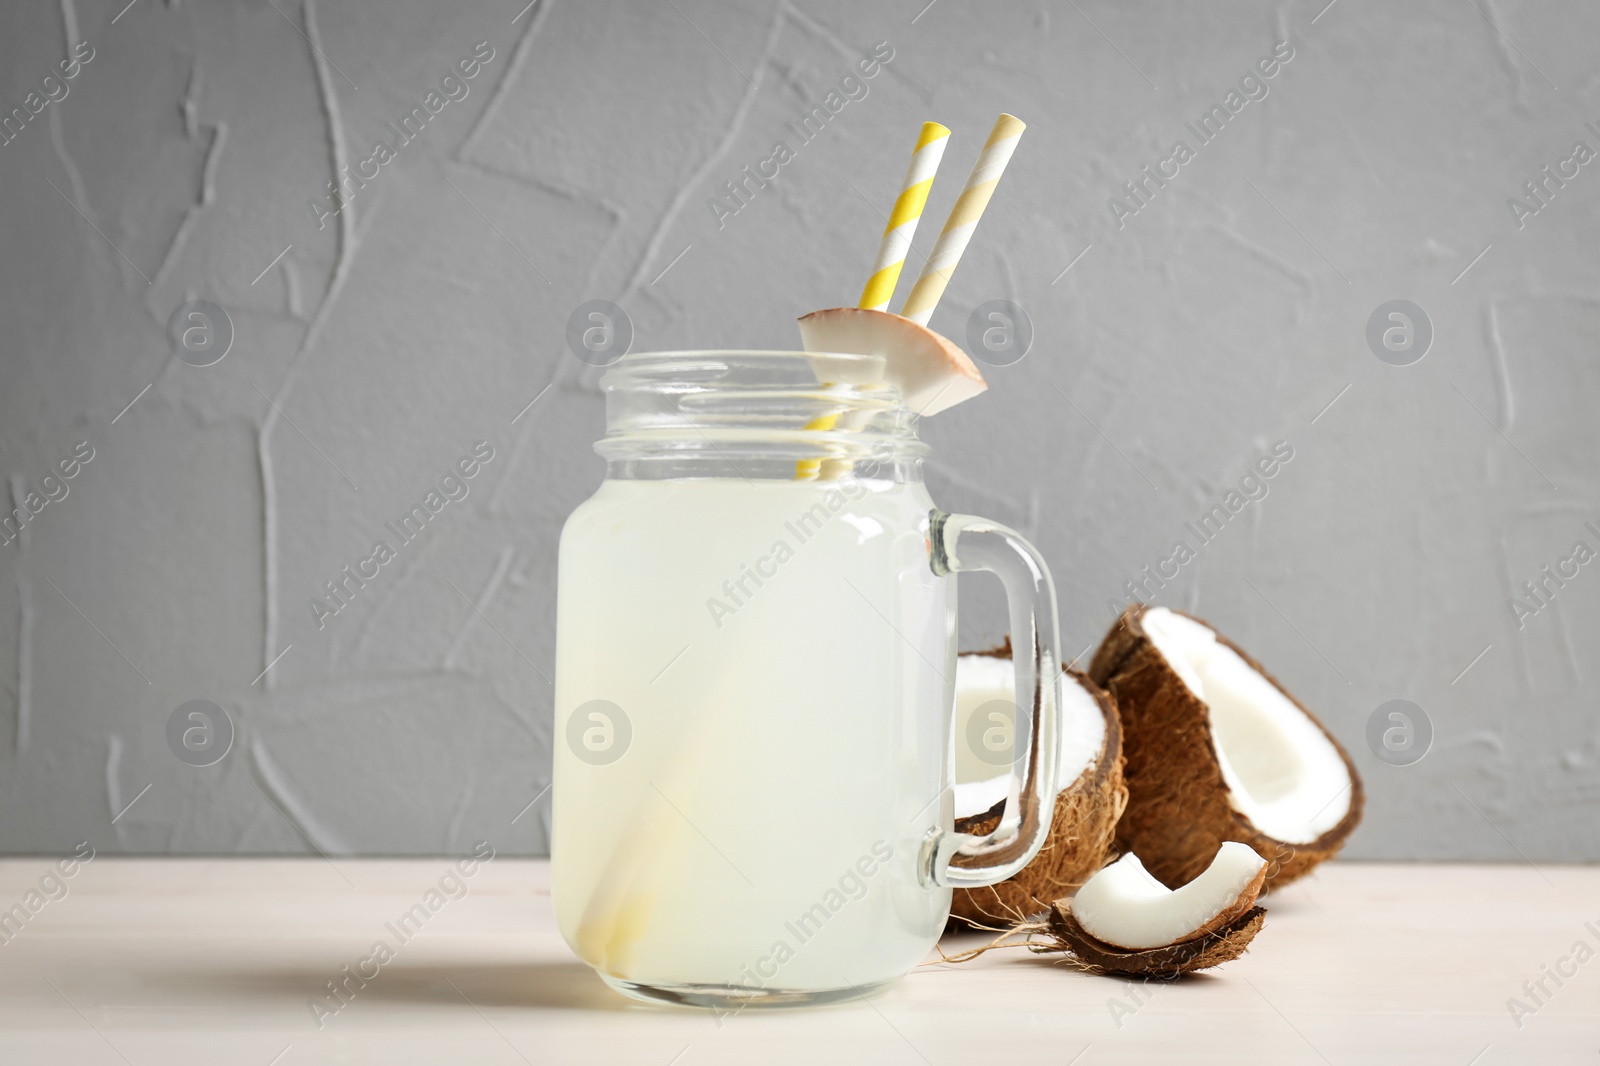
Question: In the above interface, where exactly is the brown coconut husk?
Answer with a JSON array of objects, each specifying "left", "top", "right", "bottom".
[
  {"left": 1087, "top": 604, "right": 1364, "bottom": 892},
  {"left": 948, "top": 641, "right": 1129, "bottom": 928},
  {"left": 1045, "top": 901, "right": 1266, "bottom": 976}
]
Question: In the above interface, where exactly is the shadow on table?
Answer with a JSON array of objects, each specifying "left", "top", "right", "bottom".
[
  {"left": 364, "top": 961, "right": 632, "bottom": 1011},
  {"left": 150, "top": 960, "right": 635, "bottom": 1013}
]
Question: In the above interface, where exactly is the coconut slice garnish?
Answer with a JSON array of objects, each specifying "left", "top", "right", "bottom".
[
  {"left": 1088, "top": 605, "right": 1364, "bottom": 891},
  {"left": 1069, "top": 841, "right": 1265, "bottom": 950},
  {"left": 948, "top": 643, "right": 1128, "bottom": 927},
  {"left": 798, "top": 307, "right": 986, "bottom": 416}
]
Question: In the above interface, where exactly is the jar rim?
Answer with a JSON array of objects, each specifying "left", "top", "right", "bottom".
[
  {"left": 595, "top": 349, "right": 928, "bottom": 472},
  {"left": 601, "top": 347, "right": 886, "bottom": 378}
]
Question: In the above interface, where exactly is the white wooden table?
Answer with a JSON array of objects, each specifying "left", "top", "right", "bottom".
[{"left": 0, "top": 858, "right": 1593, "bottom": 1064}]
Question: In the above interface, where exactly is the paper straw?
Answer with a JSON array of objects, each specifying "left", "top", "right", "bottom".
[
  {"left": 858, "top": 122, "right": 951, "bottom": 313},
  {"left": 899, "top": 113, "right": 1026, "bottom": 327},
  {"left": 797, "top": 121, "right": 953, "bottom": 480}
]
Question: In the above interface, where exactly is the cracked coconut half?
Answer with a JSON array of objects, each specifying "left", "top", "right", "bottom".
[
  {"left": 948, "top": 642, "right": 1128, "bottom": 927},
  {"left": 1088, "top": 605, "right": 1364, "bottom": 891}
]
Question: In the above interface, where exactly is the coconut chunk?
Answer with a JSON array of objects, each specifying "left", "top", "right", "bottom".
[
  {"left": 1088, "top": 604, "right": 1365, "bottom": 891},
  {"left": 1046, "top": 900, "right": 1265, "bottom": 976},
  {"left": 798, "top": 307, "right": 987, "bottom": 416},
  {"left": 1069, "top": 842, "right": 1266, "bottom": 950}
]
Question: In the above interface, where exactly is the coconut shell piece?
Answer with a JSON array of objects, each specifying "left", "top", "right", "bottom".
[
  {"left": 949, "top": 642, "right": 1129, "bottom": 928},
  {"left": 954, "top": 796, "right": 1007, "bottom": 838},
  {"left": 1045, "top": 900, "right": 1266, "bottom": 976},
  {"left": 1087, "top": 604, "right": 1365, "bottom": 892}
]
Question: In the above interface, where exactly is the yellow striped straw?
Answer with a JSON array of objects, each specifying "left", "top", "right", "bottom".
[
  {"left": 900, "top": 113, "right": 1026, "bottom": 328},
  {"left": 796, "top": 120, "right": 954, "bottom": 480},
  {"left": 858, "top": 122, "right": 951, "bottom": 312}
]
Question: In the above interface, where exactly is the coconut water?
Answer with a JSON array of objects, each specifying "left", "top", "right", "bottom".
[{"left": 553, "top": 475, "right": 954, "bottom": 995}]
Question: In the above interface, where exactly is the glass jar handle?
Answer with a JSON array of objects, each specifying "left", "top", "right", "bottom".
[{"left": 922, "top": 510, "right": 1062, "bottom": 889}]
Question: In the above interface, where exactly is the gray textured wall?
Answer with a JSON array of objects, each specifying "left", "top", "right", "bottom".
[{"left": 1, "top": 0, "right": 1596, "bottom": 862}]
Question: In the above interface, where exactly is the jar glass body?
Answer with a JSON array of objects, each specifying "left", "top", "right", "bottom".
[{"left": 553, "top": 351, "right": 1060, "bottom": 1009}]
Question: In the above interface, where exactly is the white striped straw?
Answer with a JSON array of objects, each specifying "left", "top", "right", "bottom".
[{"left": 900, "top": 113, "right": 1026, "bottom": 327}]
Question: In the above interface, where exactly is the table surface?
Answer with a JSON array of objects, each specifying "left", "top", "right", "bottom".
[{"left": 0, "top": 857, "right": 1593, "bottom": 1064}]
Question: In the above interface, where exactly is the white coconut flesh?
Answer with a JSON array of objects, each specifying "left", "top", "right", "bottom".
[
  {"left": 1071, "top": 841, "right": 1266, "bottom": 950},
  {"left": 802, "top": 350, "right": 886, "bottom": 386},
  {"left": 952, "top": 653, "right": 1106, "bottom": 832},
  {"left": 798, "top": 307, "right": 987, "bottom": 416},
  {"left": 1140, "top": 607, "right": 1352, "bottom": 844}
]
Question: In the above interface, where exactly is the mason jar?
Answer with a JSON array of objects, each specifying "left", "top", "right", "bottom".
[{"left": 553, "top": 350, "right": 1063, "bottom": 1009}]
